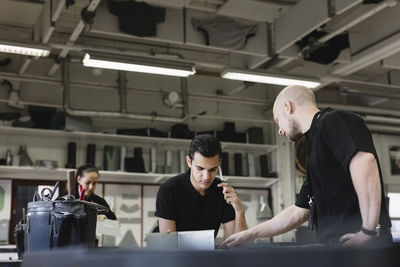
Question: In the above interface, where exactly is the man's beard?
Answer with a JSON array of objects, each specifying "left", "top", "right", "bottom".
[{"left": 287, "top": 118, "right": 303, "bottom": 142}]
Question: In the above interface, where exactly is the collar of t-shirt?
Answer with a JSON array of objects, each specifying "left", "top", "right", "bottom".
[
  {"left": 184, "top": 168, "right": 219, "bottom": 198},
  {"left": 304, "top": 107, "right": 332, "bottom": 140}
]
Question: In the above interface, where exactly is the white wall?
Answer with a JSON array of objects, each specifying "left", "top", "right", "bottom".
[{"left": 373, "top": 133, "right": 400, "bottom": 192}]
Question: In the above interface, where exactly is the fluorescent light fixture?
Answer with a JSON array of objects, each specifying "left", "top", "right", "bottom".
[
  {"left": 0, "top": 40, "right": 50, "bottom": 57},
  {"left": 83, "top": 53, "right": 196, "bottom": 77},
  {"left": 221, "top": 69, "right": 321, "bottom": 88}
]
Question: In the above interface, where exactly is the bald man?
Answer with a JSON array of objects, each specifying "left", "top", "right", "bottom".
[{"left": 220, "top": 85, "right": 392, "bottom": 247}]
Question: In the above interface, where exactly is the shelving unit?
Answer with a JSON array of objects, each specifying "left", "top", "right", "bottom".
[
  {"left": 0, "top": 126, "right": 278, "bottom": 188},
  {"left": 0, "top": 126, "right": 280, "bottom": 246},
  {"left": 0, "top": 126, "right": 277, "bottom": 153},
  {"left": 0, "top": 165, "right": 278, "bottom": 188}
]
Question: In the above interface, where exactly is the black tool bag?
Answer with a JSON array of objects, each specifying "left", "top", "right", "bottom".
[
  {"left": 49, "top": 200, "right": 98, "bottom": 248},
  {"left": 15, "top": 199, "right": 107, "bottom": 258},
  {"left": 13, "top": 223, "right": 27, "bottom": 259}
]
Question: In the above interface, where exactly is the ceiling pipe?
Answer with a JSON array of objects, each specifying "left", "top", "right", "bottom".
[
  {"left": 318, "top": 102, "right": 400, "bottom": 117},
  {"left": 190, "top": 93, "right": 269, "bottom": 106},
  {"left": 61, "top": 59, "right": 274, "bottom": 124},
  {"left": 364, "top": 115, "right": 400, "bottom": 125},
  {"left": 62, "top": 59, "right": 189, "bottom": 123},
  {"left": 253, "top": 0, "right": 296, "bottom": 7},
  {"left": 0, "top": 71, "right": 60, "bottom": 85},
  {"left": 366, "top": 123, "right": 400, "bottom": 134},
  {"left": 340, "top": 87, "right": 400, "bottom": 100},
  {"left": 181, "top": 77, "right": 190, "bottom": 120},
  {"left": 0, "top": 98, "right": 61, "bottom": 108},
  {"left": 0, "top": 67, "right": 273, "bottom": 124},
  {"left": 0, "top": 71, "right": 270, "bottom": 106},
  {"left": 224, "top": 82, "right": 254, "bottom": 96},
  {"left": 340, "top": 78, "right": 400, "bottom": 92}
]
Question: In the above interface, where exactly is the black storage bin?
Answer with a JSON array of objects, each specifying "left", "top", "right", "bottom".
[
  {"left": 125, "top": 147, "right": 146, "bottom": 172},
  {"left": 66, "top": 142, "right": 77, "bottom": 168},
  {"left": 124, "top": 158, "right": 145, "bottom": 172},
  {"left": 28, "top": 105, "right": 57, "bottom": 129},
  {"left": 217, "top": 122, "right": 246, "bottom": 143},
  {"left": 221, "top": 152, "right": 230, "bottom": 176},
  {"left": 260, "top": 154, "right": 269, "bottom": 177},
  {"left": 117, "top": 128, "right": 148, "bottom": 136},
  {"left": 149, "top": 128, "right": 168, "bottom": 137},
  {"left": 196, "top": 130, "right": 215, "bottom": 137},
  {"left": 86, "top": 144, "right": 96, "bottom": 165},
  {"left": 234, "top": 153, "right": 243, "bottom": 176},
  {"left": 171, "top": 124, "right": 194, "bottom": 139},
  {"left": 247, "top": 127, "right": 264, "bottom": 144},
  {"left": 117, "top": 128, "right": 168, "bottom": 137}
]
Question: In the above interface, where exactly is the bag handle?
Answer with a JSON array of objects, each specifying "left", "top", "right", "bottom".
[{"left": 66, "top": 169, "right": 76, "bottom": 199}]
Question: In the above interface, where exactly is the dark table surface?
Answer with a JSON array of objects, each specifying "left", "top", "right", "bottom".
[{"left": 17, "top": 242, "right": 400, "bottom": 267}]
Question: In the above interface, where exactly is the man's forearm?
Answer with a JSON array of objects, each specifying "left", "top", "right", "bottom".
[
  {"left": 234, "top": 210, "right": 247, "bottom": 233},
  {"left": 248, "top": 205, "right": 309, "bottom": 239},
  {"left": 349, "top": 152, "right": 381, "bottom": 230}
]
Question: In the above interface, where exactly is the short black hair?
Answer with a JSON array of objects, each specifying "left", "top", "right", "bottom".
[
  {"left": 188, "top": 135, "right": 222, "bottom": 160},
  {"left": 76, "top": 164, "right": 99, "bottom": 179}
]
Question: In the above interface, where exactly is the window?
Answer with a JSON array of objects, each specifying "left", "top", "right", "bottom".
[{"left": 388, "top": 192, "right": 400, "bottom": 242}]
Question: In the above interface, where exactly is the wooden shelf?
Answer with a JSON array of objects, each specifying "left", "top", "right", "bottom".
[{"left": 0, "top": 166, "right": 278, "bottom": 188}]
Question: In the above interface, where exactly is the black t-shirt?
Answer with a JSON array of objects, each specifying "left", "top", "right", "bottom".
[
  {"left": 155, "top": 170, "right": 235, "bottom": 237},
  {"left": 108, "top": 0, "right": 165, "bottom": 37},
  {"left": 87, "top": 193, "right": 117, "bottom": 220},
  {"left": 295, "top": 108, "right": 391, "bottom": 244}
]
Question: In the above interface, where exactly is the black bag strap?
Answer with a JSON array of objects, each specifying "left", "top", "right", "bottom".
[{"left": 305, "top": 110, "right": 324, "bottom": 231}]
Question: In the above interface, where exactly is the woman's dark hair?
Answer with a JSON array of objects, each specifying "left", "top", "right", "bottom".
[
  {"left": 76, "top": 164, "right": 99, "bottom": 179},
  {"left": 188, "top": 135, "right": 222, "bottom": 160}
]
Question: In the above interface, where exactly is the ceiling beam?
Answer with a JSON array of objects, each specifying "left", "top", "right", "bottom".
[
  {"left": 332, "top": 31, "right": 400, "bottom": 76},
  {"left": 47, "top": 0, "right": 101, "bottom": 76},
  {"left": 18, "top": 0, "right": 65, "bottom": 75}
]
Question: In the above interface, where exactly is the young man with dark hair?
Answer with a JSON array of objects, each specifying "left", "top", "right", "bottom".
[{"left": 155, "top": 135, "right": 247, "bottom": 240}]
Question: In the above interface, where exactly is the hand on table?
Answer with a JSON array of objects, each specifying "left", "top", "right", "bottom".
[
  {"left": 219, "top": 230, "right": 253, "bottom": 248},
  {"left": 339, "top": 231, "right": 376, "bottom": 246},
  {"left": 97, "top": 214, "right": 106, "bottom": 221}
]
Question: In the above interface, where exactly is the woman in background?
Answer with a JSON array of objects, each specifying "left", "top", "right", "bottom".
[{"left": 76, "top": 164, "right": 117, "bottom": 220}]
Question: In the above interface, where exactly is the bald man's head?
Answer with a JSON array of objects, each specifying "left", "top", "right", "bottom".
[
  {"left": 273, "top": 85, "right": 316, "bottom": 112},
  {"left": 272, "top": 85, "right": 319, "bottom": 142}
]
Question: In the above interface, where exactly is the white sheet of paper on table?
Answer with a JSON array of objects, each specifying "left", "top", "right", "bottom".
[{"left": 96, "top": 219, "right": 121, "bottom": 237}]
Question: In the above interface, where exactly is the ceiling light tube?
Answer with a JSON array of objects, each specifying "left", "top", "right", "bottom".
[
  {"left": 221, "top": 69, "right": 321, "bottom": 88},
  {"left": 0, "top": 40, "right": 50, "bottom": 57},
  {"left": 83, "top": 53, "right": 196, "bottom": 77}
]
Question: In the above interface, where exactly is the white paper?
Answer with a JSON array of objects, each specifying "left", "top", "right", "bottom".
[{"left": 96, "top": 219, "right": 121, "bottom": 237}]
